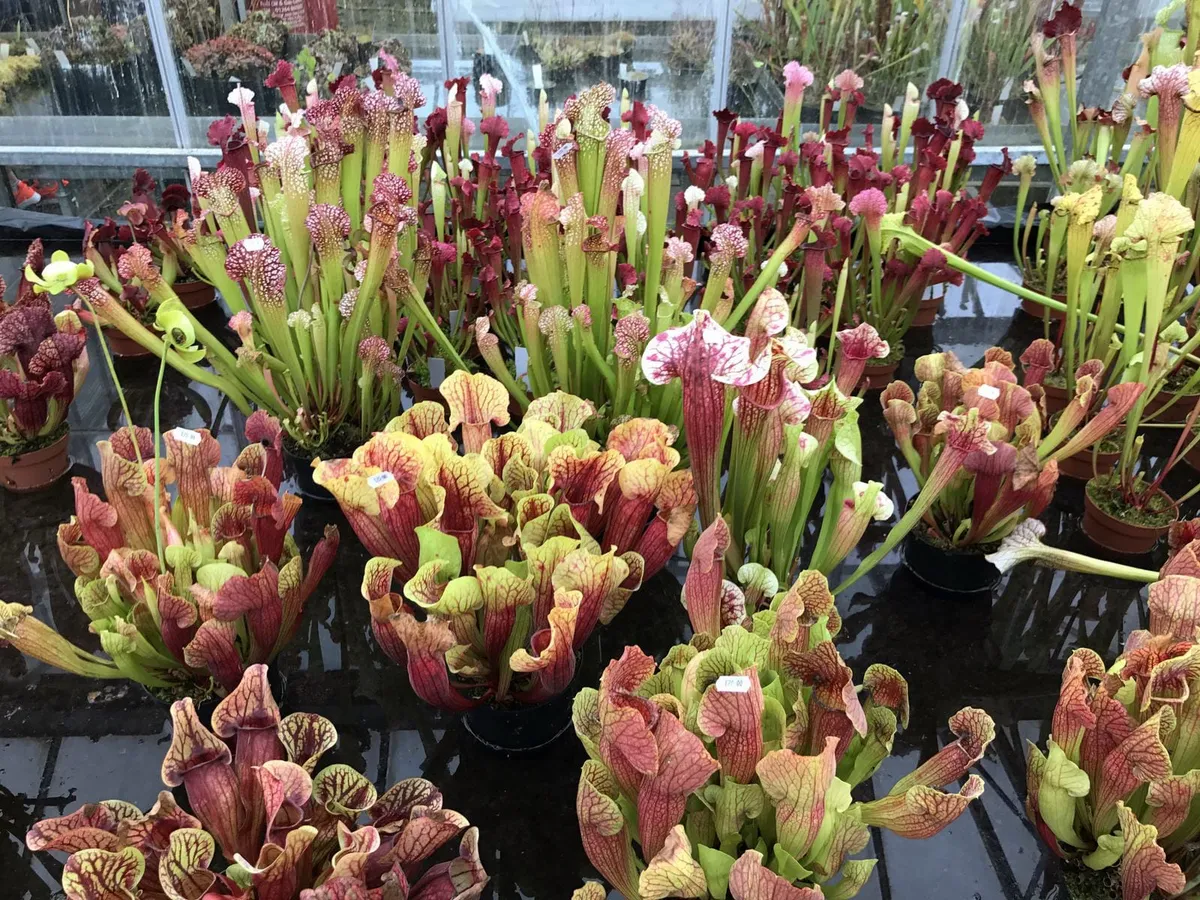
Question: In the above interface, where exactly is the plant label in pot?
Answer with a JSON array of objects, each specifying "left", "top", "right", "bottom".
[
  {"left": 515, "top": 347, "right": 529, "bottom": 385},
  {"left": 428, "top": 356, "right": 446, "bottom": 388}
]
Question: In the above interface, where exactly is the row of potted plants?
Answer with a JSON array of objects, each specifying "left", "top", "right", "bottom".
[{"left": 7, "top": 2, "right": 1200, "bottom": 896}]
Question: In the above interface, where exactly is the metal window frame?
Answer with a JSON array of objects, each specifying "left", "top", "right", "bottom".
[{"left": 0, "top": 0, "right": 1044, "bottom": 174}]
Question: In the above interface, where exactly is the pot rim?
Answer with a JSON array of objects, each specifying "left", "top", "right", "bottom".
[
  {"left": 0, "top": 428, "right": 70, "bottom": 465},
  {"left": 0, "top": 428, "right": 71, "bottom": 492},
  {"left": 1083, "top": 479, "right": 1178, "bottom": 538},
  {"left": 902, "top": 530, "right": 1001, "bottom": 594}
]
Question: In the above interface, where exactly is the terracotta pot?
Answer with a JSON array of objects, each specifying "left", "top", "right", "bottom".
[
  {"left": 1082, "top": 482, "right": 1177, "bottom": 554},
  {"left": 1042, "top": 382, "right": 1070, "bottom": 416},
  {"left": 910, "top": 294, "right": 941, "bottom": 327},
  {"left": 1143, "top": 387, "right": 1200, "bottom": 423},
  {"left": 1187, "top": 436, "right": 1200, "bottom": 472},
  {"left": 1057, "top": 446, "right": 1120, "bottom": 481},
  {"left": 103, "top": 326, "right": 153, "bottom": 358},
  {"left": 1019, "top": 284, "right": 1065, "bottom": 321},
  {"left": 861, "top": 361, "right": 899, "bottom": 391},
  {"left": 0, "top": 430, "right": 70, "bottom": 493},
  {"left": 172, "top": 279, "right": 217, "bottom": 311}
]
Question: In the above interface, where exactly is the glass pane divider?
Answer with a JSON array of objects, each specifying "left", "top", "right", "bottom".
[
  {"left": 144, "top": 0, "right": 193, "bottom": 151},
  {"left": 936, "top": 0, "right": 973, "bottom": 84},
  {"left": 709, "top": 0, "right": 735, "bottom": 143},
  {"left": 436, "top": 0, "right": 457, "bottom": 96}
]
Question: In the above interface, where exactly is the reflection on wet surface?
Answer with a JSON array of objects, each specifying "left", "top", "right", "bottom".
[{"left": 1, "top": 247, "right": 1189, "bottom": 899}]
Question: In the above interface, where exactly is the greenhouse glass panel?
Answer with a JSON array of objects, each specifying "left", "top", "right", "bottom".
[
  {"left": 167, "top": 0, "right": 443, "bottom": 146},
  {"left": 947, "top": 0, "right": 1159, "bottom": 145},
  {"left": 450, "top": 0, "right": 719, "bottom": 148},
  {"left": 0, "top": 0, "right": 171, "bottom": 149},
  {"left": 726, "top": 0, "right": 948, "bottom": 119}
]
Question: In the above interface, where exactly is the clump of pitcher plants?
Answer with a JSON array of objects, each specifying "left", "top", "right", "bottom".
[
  {"left": 574, "top": 567, "right": 995, "bottom": 899},
  {"left": 314, "top": 373, "right": 694, "bottom": 708},
  {"left": 0, "top": 263, "right": 90, "bottom": 450},
  {"left": 1025, "top": 556, "right": 1200, "bottom": 899},
  {"left": 643, "top": 295, "right": 901, "bottom": 584},
  {"left": 0, "top": 414, "right": 338, "bottom": 697},
  {"left": 25, "top": 664, "right": 488, "bottom": 900},
  {"left": 839, "top": 344, "right": 1144, "bottom": 593}
]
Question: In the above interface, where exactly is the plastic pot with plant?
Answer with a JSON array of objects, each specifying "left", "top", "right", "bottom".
[
  {"left": 183, "top": 35, "right": 277, "bottom": 116},
  {"left": 111, "top": 168, "right": 219, "bottom": 312},
  {"left": 642, "top": 294, "right": 909, "bottom": 587},
  {"left": 843, "top": 342, "right": 1143, "bottom": 594},
  {"left": 0, "top": 375, "right": 339, "bottom": 699},
  {"left": 227, "top": 10, "right": 290, "bottom": 58},
  {"left": 711, "top": 72, "right": 1007, "bottom": 356},
  {"left": 93, "top": 72, "right": 453, "bottom": 462},
  {"left": 469, "top": 86, "right": 692, "bottom": 437},
  {"left": 42, "top": 15, "right": 165, "bottom": 116},
  {"left": 312, "top": 377, "right": 692, "bottom": 749},
  {"left": 0, "top": 244, "right": 91, "bottom": 492},
  {"left": 25, "top": 664, "right": 488, "bottom": 899},
  {"left": 573, "top": 559, "right": 995, "bottom": 899},
  {"left": 1015, "top": 173, "right": 1200, "bottom": 426}
]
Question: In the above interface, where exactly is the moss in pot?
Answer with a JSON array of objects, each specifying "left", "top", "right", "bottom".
[{"left": 1082, "top": 472, "right": 1179, "bottom": 555}]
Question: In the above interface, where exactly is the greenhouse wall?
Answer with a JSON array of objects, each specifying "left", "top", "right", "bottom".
[{"left": 0, "top": 0, "right": 1159, "bottom": 216}]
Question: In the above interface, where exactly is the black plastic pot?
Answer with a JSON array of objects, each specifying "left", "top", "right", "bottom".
[
  {"left": 621, "top": 70, "right": 649, "bottom": 100},
  {"left": 902, "top": 529, "right": 1001, "bottom": 595},
  {"left": 462, "top": 633, "right": 602, "bottom": 754},
  {"left": 282, "top": 442, "right": 335, "bottom": 503}
]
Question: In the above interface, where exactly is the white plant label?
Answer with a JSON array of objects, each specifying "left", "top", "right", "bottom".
[
  {"left": 715, "top": 675, "right": 752, "bottom": 694},
  {"left": 172, "top": 427, "right": 202, "bottom": 446},
  {"left": 978, "top": 384, "right": 1000, "bottom": 400},
  {"left": 368, "top": 471, "right": 395, "bottom": 489},
  {"left": 532, "top": 64, "right": 544, "bottom": 90}
]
